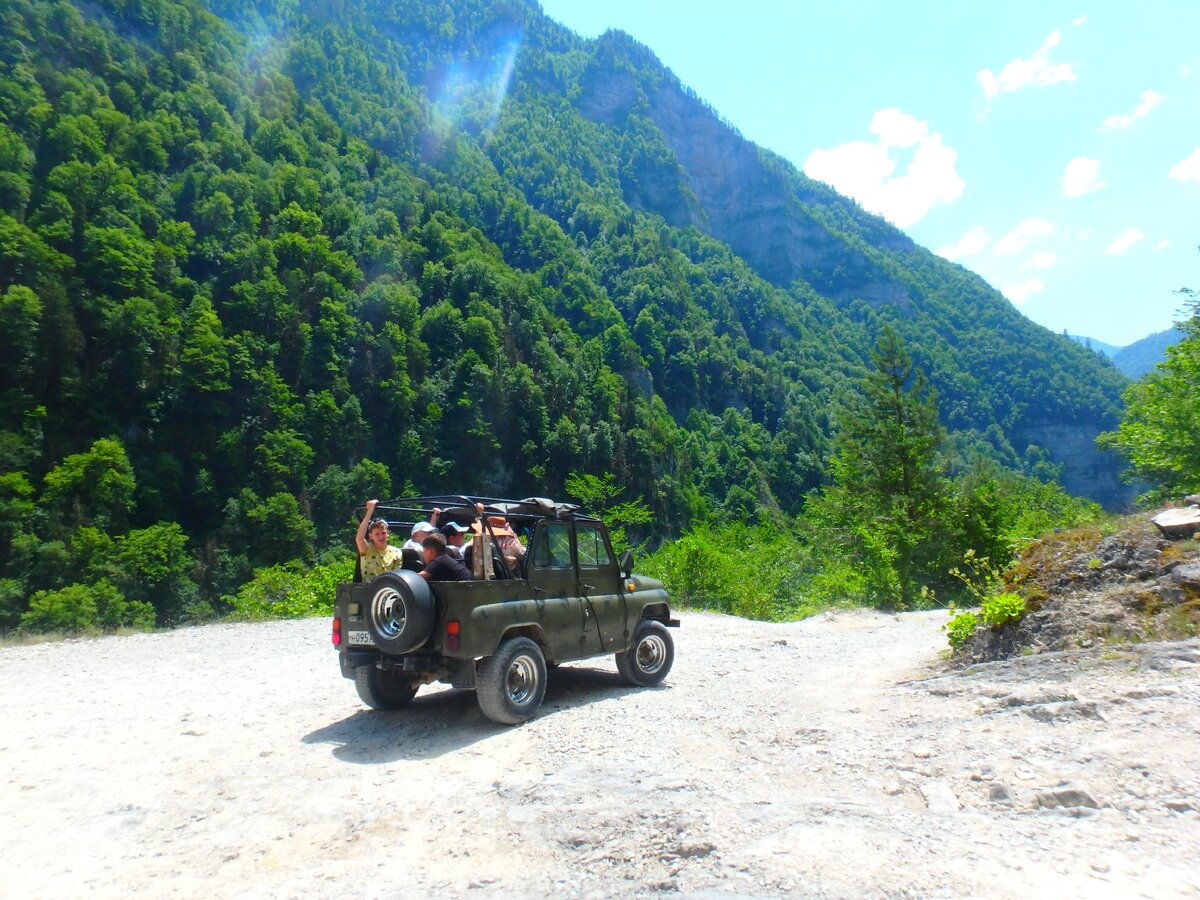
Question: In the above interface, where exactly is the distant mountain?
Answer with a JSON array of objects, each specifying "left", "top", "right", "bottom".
[
  {"left": 1112, "top": 327, "right": 1186, "bottom": 379},
  {"left": 1066, "top": 333, "right": 1121, "bottom": 358},
  {"left": 1067, "top": 328, "right": 1185, "bottom": 379}
]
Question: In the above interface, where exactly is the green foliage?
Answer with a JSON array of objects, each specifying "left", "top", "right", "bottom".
[
  {"left": 980, "top": 592, "right": 1026, "bottom": 628},
  {"left": 639, "top": 522, "right": 806, "bottom": 620},
  {"left": 0, "top": 0, "right": 1127, "bottom": 633},
  {"left": 943, "top": 611, "right": 979, "bottom": 650},
  {"left": 564, "top": 471, "right": 652, "bottom": 553},
  {"left": 42, "top": 438, "right": 136, "bottom": 535},
  {"left": 20, "top": 579, "right": 154, "bottom": 634},
  {"left": 1098, "top": 293, "right": 1200, "bottom": 503},
  {"left": 227, "top": 557, "right": 354, "bottom": 620},
  {"left": 808, "top": 327, "right": 950, "bottom": 609}
]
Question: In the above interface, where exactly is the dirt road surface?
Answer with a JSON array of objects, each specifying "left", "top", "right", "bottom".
[{"left": 2, "top": 610, "right": 1198, "bottom": 898}]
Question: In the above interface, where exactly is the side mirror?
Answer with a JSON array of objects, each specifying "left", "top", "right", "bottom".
[{"left": 619, "top": 549, "right": 634, "bottom": 576}]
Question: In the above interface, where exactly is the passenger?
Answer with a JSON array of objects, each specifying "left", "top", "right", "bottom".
[
  {"left": 419, "top": 532, "right": 473, "bottom": 581},
  {"left": 355, "top": 499, "right": 403, "bottom": 580},
  {"left": 402, "top": 520, "right": 437, "bottom": 553},
  {"left": 440, "top": 521, "right": 471, "bottom": 560},
  {"left": 487, "top": 515, "right": 527, "bottom": 568}
]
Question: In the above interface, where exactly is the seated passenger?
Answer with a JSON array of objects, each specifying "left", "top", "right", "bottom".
[
  {"left": 440, "top": 521, "right": 471, "bottom": 560},
  {"left": 402, "top": 520, "right": 437, "bottom": 553},
  {"left": 419, "top": 532, "right": 473, "bottom": 581},
  {"left": 355, "top": 499, "right": 403, "bottom": 580}
]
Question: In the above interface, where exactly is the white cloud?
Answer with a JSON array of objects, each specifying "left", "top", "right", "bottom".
[
  {"left": 994, "top": 219, "right": 1055, "bottom": 256},
  {"left": 1072, "top": 16, "right": 1087, "bottom": 26},
  {"left": 1003, "top": 279, "right": 1045, "bottom": 307},
  {"left": 935, "top": 226, "right": 989, "bottom": 260},
  {"left": 978, "top": 30, "right": 1078, "bottom": 99},
  {"left": 1103, "top": 90, "right": 1163, "bottom": 130},
  {"left": 803, "top": 108, "right": 965, "bottom": 228},
  {"left": 1105, "top": 229, "right": 1144, "bottom": 254},
  {"left": 1168, "top": 148, "right": 1200, "bottom": 182},
  {"left": 1158, "top": 239, "right": 1171, "bottom": 250},
  {"left": 1028, "top": 252, "right": 1058, "bottom": 270},
  {"left": 1063, "top": 157, "right": 1105, "bottom": 196}
]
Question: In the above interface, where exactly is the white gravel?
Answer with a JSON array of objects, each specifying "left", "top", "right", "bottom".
[{"left": 1, "top": 609, "right": 1198, "bottom": 898}]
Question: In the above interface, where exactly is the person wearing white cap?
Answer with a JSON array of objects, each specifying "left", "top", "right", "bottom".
[{"left": 402, "top": 520, "right": 437, "bottom": 553}]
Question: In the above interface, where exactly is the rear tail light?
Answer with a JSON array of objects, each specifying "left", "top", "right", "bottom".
[
  {"left": 446, "top": 619, "right": 461, "bottom": 651},
  {"left": 332, "top": 617, "right": 342, "bottom": 646}
]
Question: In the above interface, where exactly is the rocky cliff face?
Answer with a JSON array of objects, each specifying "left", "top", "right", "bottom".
[
  {"left": 575, "top": 35, "right": 913, "bottom": 308},
  {"left": 1018, "top": 423, "right": 1135, "bottom": 510}
]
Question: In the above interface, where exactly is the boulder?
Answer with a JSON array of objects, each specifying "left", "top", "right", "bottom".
[
  {"left": 1184, "top": 493, "right": 1200, "bottom": 507},
  {"left": 1151, "top": 507, "right": 1200, "bottom": 539},
  {"left": 1158, "top": 562, "right": 1200, "bottom": 605},
  {"left": 1036, "top": 781, "right": 1101, "bottom": 810}
]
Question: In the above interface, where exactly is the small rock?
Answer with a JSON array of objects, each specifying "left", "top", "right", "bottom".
[
  {"left": 1023, "top": 701, "right": 1105, "bottom": 723},
  {"left": 675, "top": 841, "right": 716, "bottom": 859},
  {"left": 919, "top": 780, "right": 961, "bottom": 813},
  {"left": 1036, "top": 781, "right": 1101, "bottom": 810},
  {"left": 911, "top": 745, "right": 933, "bottom": 759},
  {"left": 988, "top": 783, "right": 1015, "bottom": 803},
  {"left": 1164, "top": 799, "right": 1196, "bottom": 813},
  {"left": 883, "top": 781, "right": 904, "bottom": 796}
]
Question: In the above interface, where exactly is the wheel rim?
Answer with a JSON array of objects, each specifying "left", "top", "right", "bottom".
[
  {"left": 635, "top": 633, "right": 668, "bottom": 674},
  {"left": 506, "top": 654, "right": 539, "bottom": 706},
  {"left": 371, "top": 587, "right": 406, "bottom": 639}
]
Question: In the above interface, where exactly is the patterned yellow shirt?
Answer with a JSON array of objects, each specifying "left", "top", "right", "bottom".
[{"left": 360, "top": 544, "right": 403, "bottom": 580}]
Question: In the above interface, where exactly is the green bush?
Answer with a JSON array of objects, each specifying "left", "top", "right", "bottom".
[
  {"left": 639, "top": 522, "right": 801, "bottom": 620},
  {"left": 980, "top": 592, "right": 1026, "bottom": 628},
  {"left": 227, "top": 557, "right": 353, "bottom": 620},
  {"left": 943, "top": 611, "right": 979, "bottom": 649},
  {"left": 19, "top": 579, "right": 154, "bottom": 634}
]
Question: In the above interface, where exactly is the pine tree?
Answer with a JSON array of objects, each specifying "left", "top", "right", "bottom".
[{"left": 813, "top": 326, "right": 948, "bottom": 608}]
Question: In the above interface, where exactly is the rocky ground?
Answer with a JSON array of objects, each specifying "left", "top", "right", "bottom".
[
  {"left": 2, "top": 608, "right": 1198, "bottom": 898},
  {"left": 961, "top": 513, "right": 1200, "bottom": 664}
]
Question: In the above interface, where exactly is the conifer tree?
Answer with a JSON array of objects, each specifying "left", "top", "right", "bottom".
[{"left": 813, "top": 326, "right": 948, "bottom": 608}]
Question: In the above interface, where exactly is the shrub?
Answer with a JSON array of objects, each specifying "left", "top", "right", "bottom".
[
  {"left": 227, "top": 556, "right": 353, "bottom": 620},
  {"left": 944, "top": 610, "right": 979, "bottom": 649},
  {"left": 980, "top": 592, "right": 1026, "bottom": 628},
  {"left": 19, "top": 579, "right": 154, "bottom": 634}
]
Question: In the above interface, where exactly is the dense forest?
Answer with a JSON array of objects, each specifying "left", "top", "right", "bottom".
[{"left": 0, "top": 0, "right": 1134, "bottom": 632}]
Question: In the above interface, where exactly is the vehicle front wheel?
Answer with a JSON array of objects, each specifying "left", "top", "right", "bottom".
[
  {"left": 615, "top": 620, "right": 674, "bottom": 687},
  {"left": 354, "top": 664, "right": 419, "bottom": 710},
  {"left": 477, "top": 636, "right": 547, "bottom": 725}
]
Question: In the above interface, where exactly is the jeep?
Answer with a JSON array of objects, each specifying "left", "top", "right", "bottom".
[{"left": 331, "top": 495, "right": 678, "bottom": 724}]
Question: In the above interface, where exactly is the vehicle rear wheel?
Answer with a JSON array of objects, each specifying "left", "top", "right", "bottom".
[
  {"left": 477, "top": 636, "right": 547, "bottom": 724},
  {"left": 362, "top": 570, "right": 435, "bottom": 654},
  {"left": 615, "top": 620, "right": 674, "bottom": 686},
  {"left": 354, "top": 664, "right": 418, "bottom": 710}
]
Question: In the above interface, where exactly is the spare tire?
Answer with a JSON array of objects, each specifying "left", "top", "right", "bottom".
[{"left": 362, "top": 569, "right": 435, "bottom": 654}]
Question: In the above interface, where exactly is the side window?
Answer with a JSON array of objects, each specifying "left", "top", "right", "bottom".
[
  {"left": 531, "top": 523, "right": 572, "bottom": 569},
  {"left": 577, "top": 526, "right": 614, "bottom": 568}
]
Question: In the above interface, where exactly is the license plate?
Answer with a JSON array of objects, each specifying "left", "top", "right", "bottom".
[{"left": 347, "top": 631, "right": 373, "bottom": 646}]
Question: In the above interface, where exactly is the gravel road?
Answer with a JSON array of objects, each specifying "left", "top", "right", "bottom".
[{"left": 2, "top": 610, "right": 1198, "bottom": 898}]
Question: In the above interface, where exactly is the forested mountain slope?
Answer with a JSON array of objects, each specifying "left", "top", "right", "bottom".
[{"left": 0, "top": 0, "right": 1128, "bottom": 625}]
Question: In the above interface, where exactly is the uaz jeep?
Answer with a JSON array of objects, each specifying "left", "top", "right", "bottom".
[{"left": 331, "top": 495, "right": 677, "bottom": 724}]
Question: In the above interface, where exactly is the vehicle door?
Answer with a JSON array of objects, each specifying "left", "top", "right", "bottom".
[
  {"left": 575, "top": 523, "right": 627, "bottom": 653},
  {"left": 525, "top": 522, "right": 588, "bottom": 661}
]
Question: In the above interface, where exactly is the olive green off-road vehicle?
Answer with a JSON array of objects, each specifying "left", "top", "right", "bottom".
[{"left": 332, "top": 495, "right": 677, "bottom": 724}]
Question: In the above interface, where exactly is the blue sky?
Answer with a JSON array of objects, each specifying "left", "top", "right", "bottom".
[{"left": 536, "top": 1, "right": 1200, "bottom": 346}]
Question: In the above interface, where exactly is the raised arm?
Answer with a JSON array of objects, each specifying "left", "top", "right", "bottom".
[{"left": 355, "top": 499, "right": 378, "bottom": 556}]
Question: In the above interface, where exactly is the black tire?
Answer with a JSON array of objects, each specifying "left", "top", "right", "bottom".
[
  {"left": 362, "top": 570, "right": 435, "bottom": 654},
  {"left": 616, "top": 620, "right": 674, "bottom": 686},
  {"left": 477, "top": 636, "right": 547, "bottom": 725},
  {"left": 354, "top": 665, "right": 418, "bottom": 710}
]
